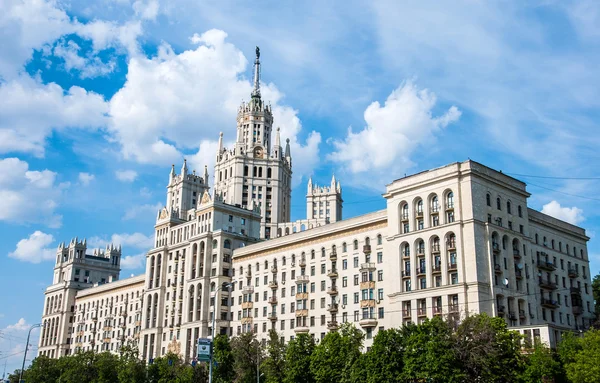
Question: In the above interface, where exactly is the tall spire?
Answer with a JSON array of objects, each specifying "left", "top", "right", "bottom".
[
  {"left": 275, "top": 127, "right": 281, "bottom": 147},
  {"left": 181, "top": 159, "right": 188, "bottom": 175},
  {"left": 285, "top": 138, "right": 291, "bottom": 158},
  {"left": 251, "top": 46, "right": 261, "bottom": 99},
  {"left": 331, "top": 174, "right": 336, "bottom": 189},
  {"left": 217, "top": 132, "right": 223, "bottom": 156},
  {"left": 204, "top": 165, "right": 209, "bottom": 185}
]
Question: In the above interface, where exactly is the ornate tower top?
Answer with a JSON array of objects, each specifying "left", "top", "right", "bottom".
[{"left": 251, "top": 46, "right": 261, "bottom": 99}]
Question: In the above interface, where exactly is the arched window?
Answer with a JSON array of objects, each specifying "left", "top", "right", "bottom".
[
  {"left": 496, "top": 197, "right": 501, "bottom": 210},
  {"left": 447, "top": 233, "right": 456, "bottom": 249},
  {"left": 402, "top": 244, "right": 410, "bottom": 257},
  {"left": 535, "top": 234, "right": 539, "bottom": 244},
  {"left": 566, "top": 244, "right": 570, "bottom": 254},
  {"left": 446, "top": 191, "right": 454, "bottom": 209},
  {"left": 224, "top": 239, "right": 231, "bottom": 249},
  {"left": 518, "top": 205, "right": 523, "bottom": 217},
  {"left": 431, "top": 195, "right": 439, "bottom": 212},
  {"left": 210, "top": 282, "right": 215, "bottom": 292},
  {"left": 377, "top": 235, "right": 382, "bottom": 245},
  {"left": 486, "top": 193, "right": 491, "bottom": 206},
  {"left": 417, "top": 240, "right": 425, "bottom": 254},
  {"left": 507, "top": 201, "right": 512, "bottom": 214},
  {"left": 256, "top": 262, "right": 260, "bottom": 271},
  {"left": 559, "top": 242, "right": 562, "bottom": 252},
  {"left": 267, "top": 168, "right": 272, "bottom": 178},
  {"left": 264, "top": 260, "right": 268, "bottom": 269},
  {"left": 401, "top": 203, "right": 409, "bottom": 220},
  {"left": 321, "top": 248, "right": 326, "bottom": 257},
  {"left": 253, "top": 166, "right": 257, "bottom": 177},
  {"left": 310, "top": 250, "right": 315, "bottom": 260},
  {"left": 212, "top": 239, "right": 218, "bottom": 249},
  {"left": 353, "top": 240, "right": 359, "bottom": 250},
  {"left": 258, "top": 167, "right": 263, "bottom": 178},
  {"left": 291, "top": 254, "right": 296, "bottom": 265},
  {"left": 282, "top": 256, "right": 286, "bottom": 265},
  {"left": 551, "top": 239, "right": 555, "bottom": 249},
  {"left": 342, "top": 242, "right": 347, "bottom": 252},
  {"left": 244, "top": 166, "right": 248, "bottom": 176},
  {"left": 416, "top": 199, "right": 423, "bottom": 215}
]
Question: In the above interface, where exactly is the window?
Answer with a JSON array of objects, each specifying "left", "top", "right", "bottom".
[
  {"left": 486, "top": 193, "right": 491, "bottom": 206},
  {"left": 342, "top": 243, "right": 347, "bottom": 252},
  {"left": 342, "top": 260, "right": 347, "bottom": 270},
  {"left": 353, "top": 240, "right": 359, "bottom": 250},
  {"left": 377, "top": 252, "right": 383, "bottom": 264},
  {"left": 377, "top": 235, "right": 382, "bottom": 245},
  {"left": 377, "top": 270, "right": 383, "bottom": 281},
  {"left": 507, "top": 201, "right": 512, "bottom": 214},
  {"left": 518, "top": 205, "right": 522, "bottom": 217},
  {"left": 354, "top": 257, "right": 359, "bottom": 268},
  {"left": 446, "top": 191, "right": 454, "bottom": 209}
]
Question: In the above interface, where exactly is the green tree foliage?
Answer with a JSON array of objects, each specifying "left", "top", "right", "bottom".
[
  {"left": 262, "top": 330, "right": 286, "bottom": 383},
  {"left": 310, "top": 323, "right": 363, "bottom": 383},
  {"left": 559, "top": 329, "right": 600, "bottom": 383},
  {"left": 15, "top": 355, "right": 60, "bottom": 383},
  {"left": 284, "top": 333, "right": 315, "bottom": 383},
  {"left": 402, "top": 317, "right": 463, "bottom": 382},
  {"left": 453, "top": 313, "right": 524, "bottom": 383},
  {"left": 231, "top": 332, "right": 261, "bottom": 383},
  {"left": 213, "top": 334, "right": 235, "bottom": 383},
  {"left": 521, "top": 340, "right": 562, "bottom": 383},
  {"left": 592, "top": 274, "right": 600, "bottom": 322},
  {"left": 118, "top": 343, "right": 148, "bottom": 383},
  {"left": 362, "top": 328, "right": 404, "bottom": 382}
]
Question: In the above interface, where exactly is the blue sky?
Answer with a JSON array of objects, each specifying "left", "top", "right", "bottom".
[{"left": 1, "top": 0, "right": 599, "bottom": 373}]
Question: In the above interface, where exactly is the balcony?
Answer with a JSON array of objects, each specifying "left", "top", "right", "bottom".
[
  {"left": 416, "top": 248, "right": 425, "bottom": 257},
  {"left": 268, "top": 296, "right": 278, "bottom": 305},
  {"left": 447, "top": 241, "right": 456, "bottom": 251},
  {"left": 417, "top": 307, "right": 427, "bottom": 317},
  {"left": 359, "top": 316, "right": 378, "bottom": 328},
  {"left": 242, "top": 302, "right": 253, "bottom": 309},
  {"left": 103, "top": 337, "right": 111, "bottom": 343},
  {"left": 268, "top": 313, "right": 277, "bottom": 321},
  {"left": 402, "top": 252, "right": 410, "bottom": 259},
  {"left": 327, "top": 286, "right": 338, "bottom": 295},
  {"left": 360, "top": 281, "right": 375, "bottom": 290},
  {"left": 402, "top": 309, "right": 411, "bottom": 318},
  {"left": 360, "top": 262, "right": 376, "bottom": 272},
  {"left": 416, "top": 267, "right": 426, "bottom": 276},
  {"left": 541, "top": 299, "right": 559, "bottom": 309},
  {"left": 401, "top": 214, "right": 409, "bottom": 222},
  {"left": 299, "top": 258, "right": 306, "bottom": 267},
  {"left": 448, "top": 262, "right": 458, "bottom": 271},
  {"left": 329, "top": 250, "right": 337, "bottom": 261},
  {"left": 508, "top": 312, "right": 517, "bottom": 321},
  {"left": 327, "top": 269, "right": 338, "bottom": 278},
  {"left": 448, "top": 304, "right": 459, "bottom": 313},
  {"left": 492, "top": 243, "right": 500, "bottom": 254},
  {"left": 327, "top": 321, "right": 339, "bottom": 331},
  {"left": 494, "top": 264, "right": 502, "bottom": 274},
  {"left": 431, "top": 245, "right": 441, "bottom": 254},
  {"left": 360, "top": 299, "right": 376, "bottom": 308},
  {"left": 135, "top": 320, "right": 141, "bottom": 327},
  {"left": 515, "top": 269, "right": 523, "bottom": 279},
  {"left": 402, "top": 270, "right": 411, "bottom": 278},
  {"left": 295, "top": 309, "right": 308, "bottom": 317},
  {"left": 296, "top": 275, "right": 310, "bottom": 284},
  {"left": 271, "top": 265, "right": 278, "bottom": 273},
  {"left": 242, "top": 285, "right": 254, "bottom": 294},
  {"left": 568, "top": 268, "right": 579, "bottom": 278},
  {"left": 497, "top": 305, "right": 506, "bottom": 316},
  {"left": 294, "top": 325, "right": 310, "bottom": 334},
  {"left": 432, "top": 265, "right": 441, "bottom": 273},
  {"left": 327, "top": 304, "right": 339, "bottom": 313},
  {"left": 538, "top": 278, "right": 557, "bottom": 290},
  {"left": 363, "top": 244, "right": 372, "bottom": 254},
  {"left": 268, "top": 281, "right": 279, "bottom": 289},
  {"left": 572, "top": 305, "right": 583, "bottom": 315},
  {"left": 432, "top": 306, "right": 443, "bottom": 316},
  {"left": 570, "top": 287, "right": 581, "bottom": 295},
  {"left": 519, "top": 309, "right": 526, "bottom": 319},
  {"left": 537, "top": 260, "right": 556, "bottom": 271}
]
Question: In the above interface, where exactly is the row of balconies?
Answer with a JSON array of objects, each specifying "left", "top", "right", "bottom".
[{"left": 402, "top": 263, "right": 457, "bottom": 278}]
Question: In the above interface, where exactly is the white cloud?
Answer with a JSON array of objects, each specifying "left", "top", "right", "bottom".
[
  {"left": 6, "top": 318, "right": 29, "bottom": 331},
  {"left": 78, "top": 172, "right": 95, "bottom": 186},
  {"left": 328, "top": 81, "right": 460, "bottom": 186},
  {"left": 123, "top": 202, "right": 162, "bottom": 220},
  {"left": 89, "top": 232, "right": 153, "bottom": 250},
  {"left": 133, "top": 0, "right": 159, "bottom": 21},
  {"left": 8, "top": 231, "right": 55, "bottom": 263},
  {"left": 115, "top": 170, "right": 138, "bottom": 182},
  {"left": 53, "top": 39, "right": 116, "bottom": 78},
  {"left": 120, "top": 252, "right": 146, "bottom": 269},
  {"left": 541, "top": 200, "right": 584, "bottom": 225},
  {"left": 108, "top": 29, "right": 320, "bottom": 182},
  {"left": 0, "top": 75, "right": 108, "bottom": 157},
  {"left": 0, "top": 158, "right": 65, "bottom": 227}
]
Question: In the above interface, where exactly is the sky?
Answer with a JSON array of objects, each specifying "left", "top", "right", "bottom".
[{"left": 1, "top": 0, "right": 599, "bottom": 375}]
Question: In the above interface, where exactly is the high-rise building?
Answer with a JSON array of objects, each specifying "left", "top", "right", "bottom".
[{"left": 39, "top": 49, "right": 595, "bottom": 362}]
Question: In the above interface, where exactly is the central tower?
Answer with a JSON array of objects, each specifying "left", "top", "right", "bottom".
[{"left": 213, "top": 47, "right": 292, "bottom": 239}]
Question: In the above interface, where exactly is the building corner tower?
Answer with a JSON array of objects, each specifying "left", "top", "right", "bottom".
[{"left": 213, "top": 47, "right": 292, "bottom": 239}]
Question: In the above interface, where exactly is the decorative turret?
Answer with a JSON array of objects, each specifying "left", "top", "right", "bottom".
[
  {"left": 306, "top": 176, "right": 343, "bottom": 224},
  {"left": 169, "top": 164, "right": 175, "bottom": 185},
  {"left": 181, "top": 159, "right": 188, "bottom": 175}
]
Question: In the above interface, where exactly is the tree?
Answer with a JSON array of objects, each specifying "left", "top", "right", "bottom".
[
  {"left": 118, "top": 342, "right": 148, "bottom": 383},
  {"left": 453, "top": 313, "right": 524, "bottom": 383},
  {"left": 213, "top": 334, "right": 235, "bottom": 383},
  {"left": 362, "top": 328, "right": 404, "bottom": 383},
  {"left": 592, "top": 274, "right": 600, "bottom": 323},
  {"left": 284, "top": 333, "right": 315, "bottom": 383},
  {"left": 17, "top": 355, "right": 60, "bottom": 383},
  {"left": 311, "top": 323, "right": 363, "bottom": 383},
  {"left": 521, "top": 340, "right": 562, "bottom": 383},
  {"left": 262, "top": 330, "right": 286, "bottom": 383},
  {"left": 401, "top": 317, "right": 463, "bottom": 382},
  {"left": 559, "top": 328, "right": 600, "bottom": 383},
  {"left": 231, "top": 332, "right": 261, "bottom": 383}
]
